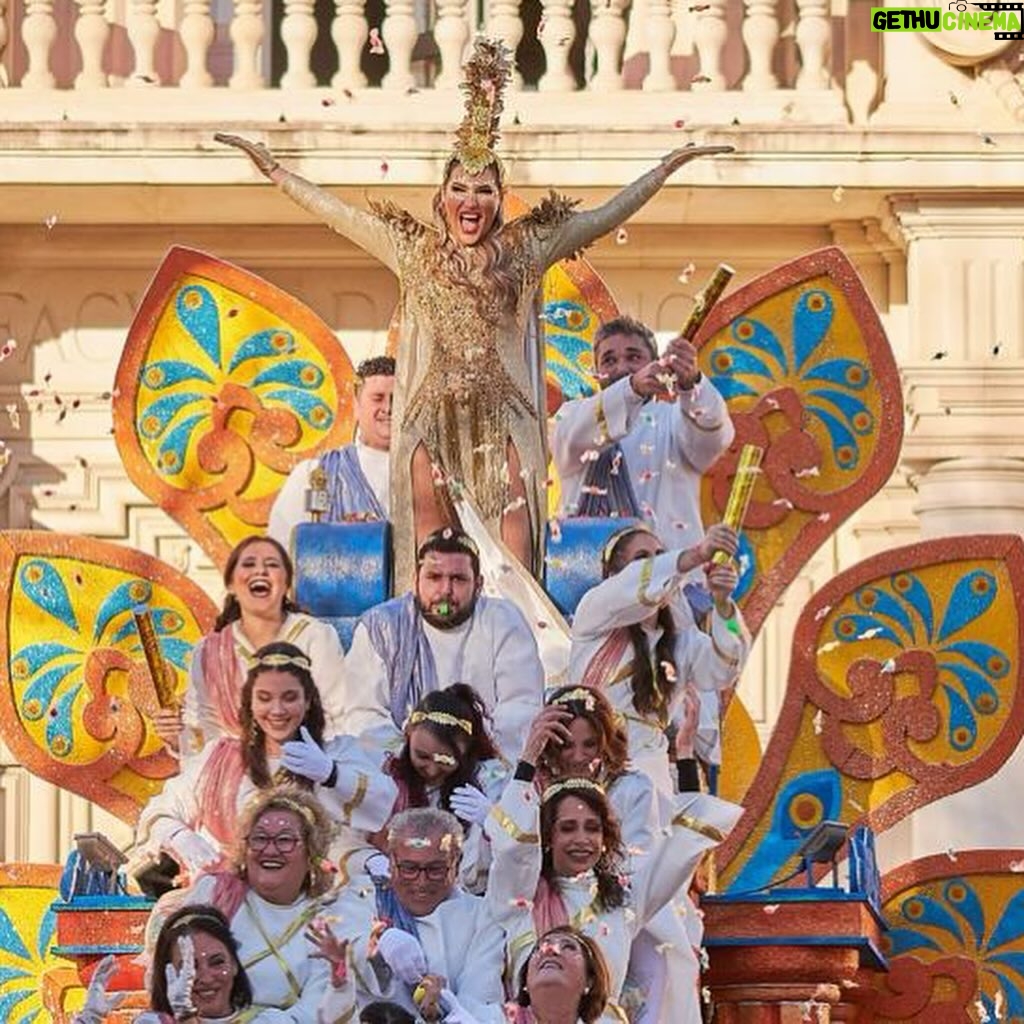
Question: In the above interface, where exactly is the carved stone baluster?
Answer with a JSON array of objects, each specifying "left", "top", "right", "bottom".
[
  {"left": 21, "top": 0, "right": 57, "bottom": 89},
  {"left": 692, "top": 0, "right": 727, "bottom": 91},
  {"left": 230, "top": 0, "right": 264, "bottom": 88},
  {"left": 281, "top": 0, "right": 317, "bottom": 88},
  {"left": 742, "top": 0, "right": 778, "bottom": 91},
  {"left": 127, "top": 0, "right": 161, "bottom": 84},
  {"left": 381, "top": 0, "right": 416, "bottom": 90},
  {"left": 332, "top": 0, "right": 368, "bottom": 89},
  {"left": 74, "top": 0, "right": 109, "bottom": 86},
  {"left": 642, "top": 0, "right": 675, "bottom": 91},
  {"left": 434, "top": 0, "right": 468, "bottom": 88},
  {"left": 179, "top": 0, "right": 214, "bottom": 87},
  {"left": 795, "top": 0, "right": 830, "bottom": 89},
  {"left": 588, "top": 0, "right": 627, "bottom": 91},
  {"left": 485, "top": 0, "right": 523, "bottom": 86},
  {"left": 537, "top": 0, "right": 575, "bottom": 92}
]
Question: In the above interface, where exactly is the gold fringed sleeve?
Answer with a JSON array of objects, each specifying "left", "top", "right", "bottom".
[
  {"left": 712, "top": 444, "right": 764, "bottom": 566},
  {"left": 681, "top": 263, "right": 735, "bottom": 340},
  {"left": 133, "top": 605, "right": 178, "bottom": 709}
]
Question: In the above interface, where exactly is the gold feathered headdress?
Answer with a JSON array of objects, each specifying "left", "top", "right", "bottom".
[{"left": 451, "top": 37, "right": 513, "bottom": 177}]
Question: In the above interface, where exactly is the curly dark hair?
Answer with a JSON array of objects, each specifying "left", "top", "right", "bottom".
[
  {"left": 389, "top": 684, "right": 498, "bottom": 824},
  {"left": 593, "top": 315, "right": 657, "bottom": 362},
  {"left": 238, "top": 641, "right": 326, "bottom": 789},
  {"left": 214, "top": 535, "right": 302, "bottom": 632},
  {"left": 540, "top": 783, "right": 626, "bottom": 913},
  {"left": 356, "top": 355, "right": 396, "bottom": 384},
  {"left": 150, "top": 904, "right": 252, "bottom": 1015},
  {"left": 540, "top": 685, "right": 630, "bottom": 783}
]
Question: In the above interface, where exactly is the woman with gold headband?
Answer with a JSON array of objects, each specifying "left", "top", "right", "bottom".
[
  {"left": 133, "top": 642, "right": 396, "bottom": 890},
  {"left": 214, "top": 39, "right": 731, "bottom": 585},
  {"left": 146, "top": 789, "right": 357, "bottom": 1020},
  {"left": 485, "top": 759, "right": 742, "bottom": 1023},
  {"left": 567, "top": 521, "right": 750, "bottom": 802}
]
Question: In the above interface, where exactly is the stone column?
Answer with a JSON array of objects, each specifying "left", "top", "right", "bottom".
[{"left": 893, "top": 197, "right": 1024, "bottom": 541}]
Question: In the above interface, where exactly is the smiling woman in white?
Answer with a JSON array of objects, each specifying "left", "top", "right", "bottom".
[
  {"left": 134, "top": 643, "right": 395, "bottom": 880},
  {"left": 151, "top": 535, "right": 348, "bottom": 757},
  {"left": 147, "top": 790, "right": 356, "bottom": 1021}
]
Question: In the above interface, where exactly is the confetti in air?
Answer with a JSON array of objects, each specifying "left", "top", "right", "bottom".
[
  {"left": 368, "top": 27, "right": 386, "bottom": 54},
  {"left": 946, "top": 847, "right": 958, "bottom": 862},
  {"left": 817, "top": 640, "right": 841, "bottom": 655},
  {"left": 817, "top": 512, "right": 831, "bottom": 523},
  {"left": 579, "top": 449, "right": 600, "bottom": 463},
  {"left": 5, "top": 403, "right": 20, "bottom": 430},
  {"left": 880, "top": 658, "right": 897, "bottom": 674},
  {"left": 812, "top": 709, "right": 824, "bottom": 735},
  {"left": 678, "top": 262, "right": 696, "bottom": 284},
  {"left": 831, "top": 186, "right": 845, "bottom": 203},
  {"left": 773, "top": 497, "right": 794, "bottom": 509},
  {"left": 615, "top": 227, "right": 629, "bottom": 245},
  {"left": 763, "top": 904, "right": 779, "bottom": 915},
  {"left": 673, "top": 119, "right": 686, "bottom": 129},
  {"left": 44, "top": 213, "right": 59, "bottom": 231},
  {"left": 857, "top": 627, "right": 884, "bottom": 640},
  {"left": 931, "top": 350, "right": 948, "bottom": 360},
  {"left": 813, "top": 604, "right": 831, "bottom": 622},
  {"left": 0, "top": 339, "right": 16, "bottom": 362},
  {"left": 794, "top": 466, "right": 820, "bottom": 479}
]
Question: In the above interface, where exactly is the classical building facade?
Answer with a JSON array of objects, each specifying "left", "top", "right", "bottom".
[{"left": 1, "top": 0, "right": 1022, "bottom": 866}]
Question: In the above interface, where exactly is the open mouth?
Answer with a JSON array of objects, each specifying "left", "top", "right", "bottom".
[
  {"left": 247, "top": 579, "right": 272, "bottom": 597},
  {"left": 257, "top": 856, "right": 286, "bottom": 870},
  {"left": 536, "top": 955, "right": 563, "bottom": 972},
  {"left": 459, "top": 212, "right": 482, "bottom": 235}
]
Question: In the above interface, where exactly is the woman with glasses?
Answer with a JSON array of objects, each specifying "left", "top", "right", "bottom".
[
  {"left": 134, "top": 641, "right": 395, "bottom": 889},
  {"left": 153, "top": 535, "right": 348, "bottom": 757},
  {"left": 509, "top": 926, "right": 611, "bottom": 1024},
  {"left": 146, "top": 789, "right": 357, "bottom": 1019}
]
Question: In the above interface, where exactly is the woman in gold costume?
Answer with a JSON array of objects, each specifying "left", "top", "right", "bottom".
[{"left": 217, "top": 40, "right": 730, "bottom": 585}]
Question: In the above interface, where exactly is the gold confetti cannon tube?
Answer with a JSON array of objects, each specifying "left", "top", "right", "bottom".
[
  {"left": 681, "top": 263, "right": 735, "bottom": 341},
  {"left": 712, "top": 444, "right": 764, "bottom": 566},
  {"left": 133, "top": 604, "right": 178, "bottom": 709}
]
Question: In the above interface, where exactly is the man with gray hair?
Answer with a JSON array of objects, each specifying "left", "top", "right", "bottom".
[{"left": 340, "top": 807, "right": 507, "bottom": 1022}]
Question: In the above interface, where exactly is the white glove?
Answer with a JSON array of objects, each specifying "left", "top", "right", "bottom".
[
  {"left": 449, "top": 784, "right": 492, "bottom": 826},
  {"left": 166, "top": 934, "right": 198, "bottom": 1019},
  {"left": 281, "top": 725, "right": 335, "bottom": 784},
  {"left": 167, "top": 828, "right": 221, "bottom": 876},
  {"left": 72, "top": 954, "right": 127, "bottom": 1024},
  {"left": 375, "top": 928, "right": 427, "bottom": 985}
]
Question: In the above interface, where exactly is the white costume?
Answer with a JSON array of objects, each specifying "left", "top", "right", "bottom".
[
  {"left": 267, "top": 439, "right": 390, "bottom": 550},
  {"left": 343, "top": 595, "right": 544, "bottom": 761},
  {"left": 134, "top": 735, "right": 397, "bottom": 865},
  {"left": 569, "top": 550, "right": 750, "bottom": 797},
  {"left": 552, "top": 374, "right": 733, "bottom": 548},
  {"left": 183, "top": 613, "right": 348, "bottom": 756},
  {"left": 335, "top": 884, "right": 508, "bottom": 1022},
  {"left": 486, "top": 778, "right": 742, "bottom": 1024},
  {"left": 154, "top": 875, "right": 356, "bottom": 1022}
]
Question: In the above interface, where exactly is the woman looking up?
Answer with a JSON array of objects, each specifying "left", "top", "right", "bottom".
[{"left": 214, "top": 39, "right": 731, "bottom": 584}]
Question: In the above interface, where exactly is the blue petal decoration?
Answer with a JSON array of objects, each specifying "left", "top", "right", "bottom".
[
  {"left": 37, "top": 904, "right": 56, "bottom": 957},
  {"left": 9, "top": 641, "right": 78, "bottom": 679},
  {"left": 94, "top": 579, "right": 153, "bottom": 643},
  {"left": 733, "top": 531, "right": 756, "bottom": 602},
  {"left": 807, "top": 388, "right": 874, "bottom": 436},
  {"left": 227, "top": 327, "right": 296, "bottom": 372},
  {"left": 891, "top": 573, "right": 935, "bottom": 642},
  {"left": 943, "top": 640, "right": 1011, "bottom": 680},
  {"left": 111, "top": 604, "right": 184, "bottom": 645},
  {"left": 802, "top": 358, "right": 870, "bottom": 391},
  {"left": 14, "top": 1009, "right": 40, "bottom": 1024},
  {"left": 546, "top": 332, "right": 595, "bottom": 364},
  {"left": 885, "top": 926, "right": 943, "bottom": 956},
  {"left": 0, "top": 992, "right": 32, "bottom": 1022},
  {"left": 941, "top": 683, "right": 977, "bottom": 751},
  {"left": 708, "top": 376, "right": 760, "bottom": 401},
  {"left": 792, "top": 289, "right": 834, "bottom": 373},
  {"left": 45, "top": 683, "right": 80, "bottom": 756},
  {"left": 21, "top": 662, "right": 78, "bottom": 721},
  {"left": 544, "top": 300, "right": 591, "bottom": 332},
  {"left": 137, "top": 391, "right": 206, "bottom": 440},
  {"left": 264, "top": 389, "right": 334, "bottom": 429},
  {"left": 0, "top": 966, "right": 31, "bottom": 985},
  {"left": 0, "top": 906, "right": 31, "bottom": 960},
  {"left": 943, "top": 878, "right": 987, "bottom": 947},
  {"left": 806, "top": 404, "right": 860, "bottom": 469},
  {"left": 984, "top": 970, "right": 1024, "bottom": 1019},
  {"left": 549, "top": 362, "right": 595, "bottom": 401},
  {"left": 985, "top": 888, "right": 1024, "bottom": 951},
  {"left": 156, "top": 414, "right": 207, "bottom": 477},
  {"left": 855, "top": 587, "right": 916, "bottom": 643},
  {"left": 731, "top": 318, "right": 788, "bottom": 374},
  {"left": 937, "top": 570, "right": 998, "bottom": 642},
  {"left": 18, "top": 561, "right": 78, "bottom": 632},
  {"left": 710, "top": 346, "right": 774, "bottom": 381},
  {"left": 900, "top": 892, "right": 965, "bottom": 944},
  {"left": 129, "top": 636, "right": 193, "bottom": 671},
  {"left": 833, "top": 614, "right": 902, "bottom": 646},
  {"left": 175, "top": 284, "right": 221, "bottom": 368},
  {"left": 252, "top": 361, "right": 325, "bottom": 391},
  {"left": 141, "top": 360, "right": 215, "bottom": 391},
  {"left": 942, "top": 661, "right": 1001, "bottom": 715}
]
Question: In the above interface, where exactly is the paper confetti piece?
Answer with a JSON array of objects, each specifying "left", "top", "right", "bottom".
[
  {"left": 880, "top": 658, "right": 897, "bottom": 674},
  {"left": 794, "top": 466, "right": 820, "bottom": 478},
  {"left": 677, "top": 261, "right": 696, "bottom": 284},
  {"left": 812, "top": 709, "right": 824, "bottom": 735},
  {"left": 817, "top": 640, "right": 841, "bottom": 655},
  {"left": 814, "top": 604, "right": 832, "bottom": 621},
  {"left": 857, "top": 627, "right": 883, "bottom": 640},
  {"left": 615, "top": 227, "right": 628, "bottom": 245},
  {"left": 368, "top": 27, "right": 386, "bottom": 54},
  {"left": 44, "top": 213, "right": 59, "bottom": 231},
  {"left": 660, "top": 660, "right": 678, "bottom": 682},
  {"left": 0, "top": 339, "right": 16, "bottom": 362},
  {"left": 831, "top": 185, "right": 845, "bottom": 203},
  {"left": 817, "top": 512, "right": 831, "bottom": 523},
  {"left": 773, "top": 497, "right": 794, "bottom": 509},
  {"left": 1009, "top": 859, "right": 1024, "bottom": 873},
  {"left": 579, "top": 449, "right": 600, "bottom": 463},
  {"left": 946, "top": 847, "right": 958, "bottom": 862},
  {"left": 5, "top": 403, "right": 20, "bottom": 430},
  {"left": 763, "top": 904, "right": 779, "bottom": 915}
]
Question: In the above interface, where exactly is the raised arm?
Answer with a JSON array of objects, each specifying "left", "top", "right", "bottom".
[
  {"left": 215, "top": 133, "right": 399, "bottom": 273},
  {"left": 537, "top": 144, "right": 733, "bottom": 266}
]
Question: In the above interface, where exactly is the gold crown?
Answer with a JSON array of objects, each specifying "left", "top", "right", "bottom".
[
  {"left": 541, "top": 777, "right": 606, "bottom": 804},
  {"left": 407, "top": 709, "right": 473, "bottom": 735},
  {"left": 451, "top": 38, "right": 513, "bottom": 176},
  {"left": 601, "top": 523, "right": 659, "bottom": 569},
  {"left": 549, "top": 687, "right": 597, "bottom": 711},
  {"left": 252, "top": 652, "right": 312, "bottom": 672}
]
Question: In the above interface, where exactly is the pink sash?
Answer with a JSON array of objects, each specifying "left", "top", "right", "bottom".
[
  {"left": 195, "top": 738, "right": 246, "bottom": 848},
  {"left": 580, "top": 628, "right": 631, "bottom": 690},
  {"left": 200, "top": 627, "right": 245, "bottom": 737},
  {"left": 532, "top": 875, "right": 570, "bottom": 941}
]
